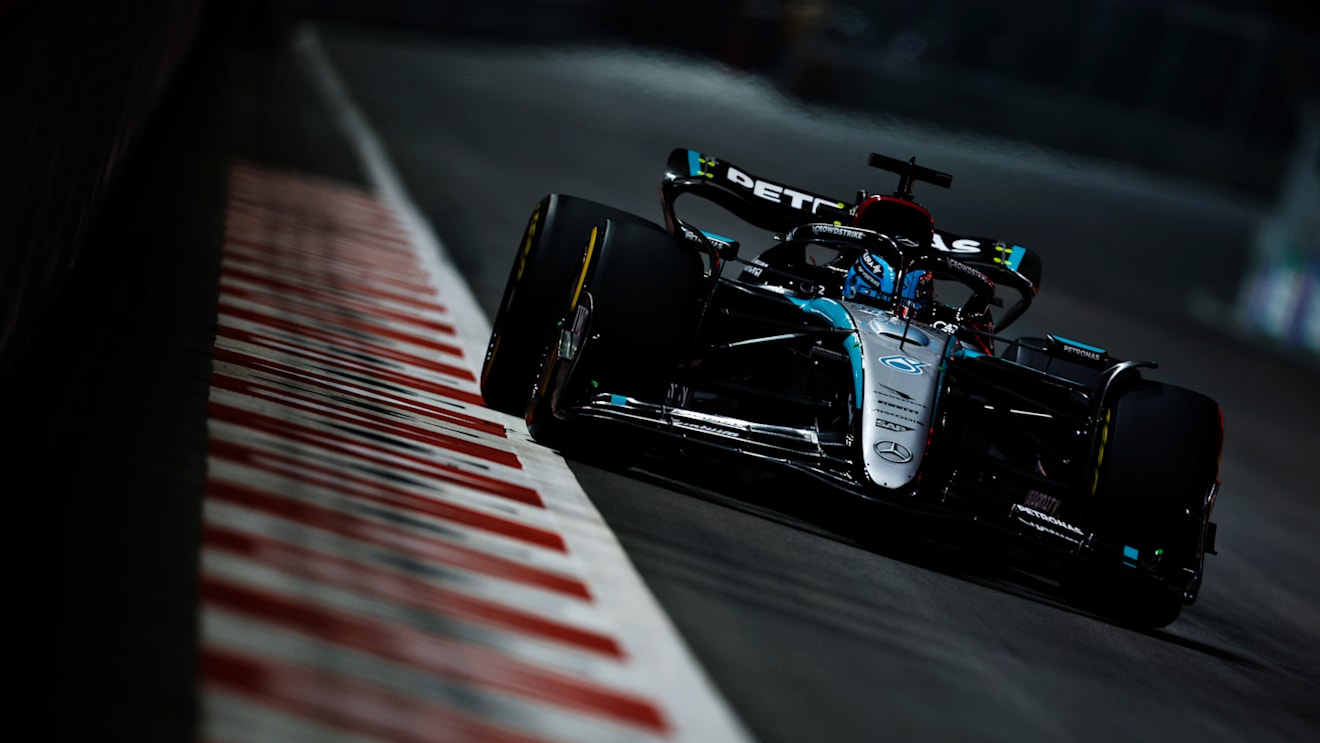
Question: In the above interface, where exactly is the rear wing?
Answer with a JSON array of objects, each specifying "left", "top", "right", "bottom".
[
  {"left": 868, "top": 152, "right": 952, "bottom": 198},
  {"left": 661, "top": 147, "right": 1042, "bottom": 328}
]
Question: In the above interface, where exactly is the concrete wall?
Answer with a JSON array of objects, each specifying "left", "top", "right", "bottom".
[{"left": 0, "top": 0, "right": 207, "bottom": 367}]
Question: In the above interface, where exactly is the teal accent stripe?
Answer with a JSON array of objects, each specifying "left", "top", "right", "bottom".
[
  {"left": 701, "top": 230, "right": 734, "bottom": 244},
  {"left": 688, "top": 150, "right": 701, "bottom": 177},
  {"left": 1122, "top": 545, "right": 1140, "bottom": 567},
  {"left": 609, "top": 394, "right": 628, "bottom": 406},
  {"left": 951, "top": 345, "right": 986, "bottom": 359},
  {"left": 843, "top": 336, "right": 863, "bottom": 408},
  {"left": 789, "top": 298, "right": 861, "bottom": 407},
  {"left": 788, "top": 297, "right": 856, "bottom": 331},
  {"left": 1005, "top": 245, "right": 1026, "bottom": 271}
]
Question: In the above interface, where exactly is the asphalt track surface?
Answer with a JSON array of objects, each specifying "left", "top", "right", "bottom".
[
  {"left": 14, "top": 20, "right": 1318, "bottom": 743},
  {"left": 314, "top": 25, "right": 1320, "bottom": 743}
]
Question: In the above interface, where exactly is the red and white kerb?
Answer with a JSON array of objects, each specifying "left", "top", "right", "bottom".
[{"left": 200, "top": 163, "right": 747, "bottom": 743}]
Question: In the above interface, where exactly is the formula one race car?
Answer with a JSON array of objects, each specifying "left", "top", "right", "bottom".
[{"left": 481, "top": 148, "right": 1224, "bottom": 628}]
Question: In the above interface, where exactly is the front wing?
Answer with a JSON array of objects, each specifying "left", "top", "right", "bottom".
[{"left": 550, "top": 365, "right": 1200, "bottom": 600}]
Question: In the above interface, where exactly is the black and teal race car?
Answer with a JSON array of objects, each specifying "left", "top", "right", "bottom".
[{"left": 481, "top": 147, "right": 1225, "bottom": 628}]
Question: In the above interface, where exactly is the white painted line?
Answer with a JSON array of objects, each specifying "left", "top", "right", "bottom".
[{"left": 297, "top": 24, "right": 754, "bottom": 743}]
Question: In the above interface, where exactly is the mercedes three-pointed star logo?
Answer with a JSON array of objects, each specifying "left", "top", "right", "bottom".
[{"left": 874, "top": 440, "right": 913, "bottom": 463}]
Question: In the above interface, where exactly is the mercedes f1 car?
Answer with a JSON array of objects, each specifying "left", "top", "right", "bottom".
[{"left": 481, "top": 148, "right": 1225, "bottom": 628}]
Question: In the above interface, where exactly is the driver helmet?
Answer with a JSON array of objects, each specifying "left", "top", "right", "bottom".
[{"left": 842, "top": 250, "right": 933, "bottom": 315}]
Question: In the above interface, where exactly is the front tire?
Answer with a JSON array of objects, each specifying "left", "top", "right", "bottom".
[
  {"left": 481, "top": 195, "right": 655, "bottom": 416},
  {"left": 527, "top": 217, "right": 705, "bottom": 449},
  {"left": 1064, "top": 381, "right": 1223, "bottom": 628}
]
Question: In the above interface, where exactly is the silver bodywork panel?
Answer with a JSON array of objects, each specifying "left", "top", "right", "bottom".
[{"left": 844, "top": 301, "right": 950, "bottom": 491}]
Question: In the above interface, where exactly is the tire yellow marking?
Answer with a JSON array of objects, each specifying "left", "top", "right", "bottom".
[
  {"left": 514, "top": 206, "right": 540, "bottom": 282},
  {"left": 533, "top": 226, "right": 599, "bottom": 415},
  {"left": 485, "top": 205, "right": 542, "bottom": 378},
  {"left": 1091, "top": 408, "right": 1111, "bottom": 495},
  {"left": 570, "top": 226, "right": 599, "bottom": 311}
]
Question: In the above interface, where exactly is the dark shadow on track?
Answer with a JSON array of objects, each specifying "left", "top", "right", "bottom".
[{"left": 578, "top": 446, "right": 1264, "bottom": 670}]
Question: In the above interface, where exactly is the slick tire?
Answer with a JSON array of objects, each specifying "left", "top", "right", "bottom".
[
  {"left": 481, "top": 195, "right": 656, "bottom": 416},
  {"left": 1063, "top": 381, "right": 1223, "bottom": 628},
  {"left": 527, "top": 217, "right": 704, "bottom": 450}
]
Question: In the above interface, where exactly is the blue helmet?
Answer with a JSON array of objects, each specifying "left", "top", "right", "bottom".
[{"left": 842, "top": 251, "right": 933, "bottom": 313}]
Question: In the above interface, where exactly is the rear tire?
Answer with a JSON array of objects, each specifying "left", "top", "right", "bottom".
[
  {"left": 481, "top": 195, "right": 656, "bottom": 416},
  {"left": 527, "top": 217, "right": 704, "bottom": 451},
  {"left": 1063, "top": 381, "right": 1223, "bottom": 628},
  {"left": 1061, "top": 562, "right": 1186, "bottom": 629}
]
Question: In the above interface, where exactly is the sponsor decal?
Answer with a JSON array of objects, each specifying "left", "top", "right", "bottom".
[
  {"left": 946, "top": 258, "right": 992, "bottom": 286},
  {"left": 875, "top": 398, "right": 923, "bottom": 420},
  {"left": 1061, "top": 344, "right": 1102, "bottom": 361},
  {"left": 874, "top": 440, "right": 913, "bottom": 463},
  {"left": 1052, "top": 335, "right": 1106, "bottom": 362},
  {"left": 874, "top": 419, "right": 913, "bottom": 432},
  {"left": 685, "top": 421, "right": 735, "bottom": 436},
  {"left": 931, "top": 320, "right": 959, "bottom": 334},
  {"left": 809, "top": 224, "right": 867, "bottom": 241},
  {"left": 931, "top": 232, "right": 983, "bottom": 254},
  {"left": 876, "top": 383, "right": 915, "bottom": 401},
  {"left": 742, "top": 265, "right": 763, "bottom": 277},
  {"left": 726, "top": 166, "right": 845, "bottom": 214},
  {"left": 1010, "top": 504, "right": 1084, "bottom": 544},
  {"left": 679, "top": 224, "right": 735, "bottom": 248},
  {"left": 1023, "top": 490, "right": 1061, "bottom": 516},
  {"left": 859, "top": 251, "right": 890, "bottom": 276},
  {"left": 879, "top": 355, "right": 928, "bottom": 375}
]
